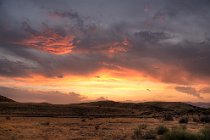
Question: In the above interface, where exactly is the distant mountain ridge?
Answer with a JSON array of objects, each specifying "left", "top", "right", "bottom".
[
  {"left": 188, "top": 102, "right": 210, "bottom": 109},
  {"left": 79, "top": 100, "right": 204, "bottom": 113},
  {"left": 0, "top": 95, "right": 15, "bottom": 102},
  {"left": 0, "top": 95, "right": 209, "bottom": 117}
]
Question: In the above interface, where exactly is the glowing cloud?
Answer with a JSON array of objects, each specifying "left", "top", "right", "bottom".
[{"left": 18, "top": 26, "right": 76, "bottom": 54}]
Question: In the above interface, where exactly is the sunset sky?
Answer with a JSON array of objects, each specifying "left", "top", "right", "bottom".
[{"left": 0, "top": 0, "right": 210, "bottom": 104}]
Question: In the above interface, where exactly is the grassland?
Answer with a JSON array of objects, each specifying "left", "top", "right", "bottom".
[
  {"left": 0, "top": 117, "right": 209, "bottom": 140},
  {"left": 0, "top": 96, "right": 209, "bottom": 139}
]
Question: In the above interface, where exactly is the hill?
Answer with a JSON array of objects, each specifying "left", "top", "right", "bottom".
[
  {"left": 188, "top": 102, "right": 210, "bottom": 109},
  {"left": 79, "top": 101, "right": 208, "bottom": 115},
  {"left": 0, "top": 95, "right": 15, "bottom": 102},
  {"left": 0, "top": 98, "right": 209, "bottom": 117}
]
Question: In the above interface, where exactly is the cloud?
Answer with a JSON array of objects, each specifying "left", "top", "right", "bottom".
[
  {"left": 175, "top": 86, "right": 201, "bottom": 98},
  {"left": 0, "top": 0, "right": 210, "bottom": 85},
  {"left": 1, "top": 24, "right": 210, "bottom": 84},
  {"left": 20, "top": 22, "right": 76, "bottom": 54},
  {"left": 0, "top": 86, "right": 86, "bottom": 104},
  {"left": 0, "top": 58, "right": 36, "bottom": 77},
  {"left": 133, "top": 31, "right": 171, "bottom": 42},
  {"left": 50, "top": 10, "right": 85, "bottom": 29},
  {"left": 199, "top": 87, "right": 210, "bottom": 94},
  {"left": 0, "top": 86, "right": 112, "bottom": 104},
  {"left": 95, "top": 97, "right": 108, "bottom": 101}
]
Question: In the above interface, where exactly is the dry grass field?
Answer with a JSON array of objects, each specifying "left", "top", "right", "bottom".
[
  {"left": 0, "top": 97, "right": 209, "bottom": 140},
  {"left": 0, "top": 117, "right": 209, "bottom": 140}
]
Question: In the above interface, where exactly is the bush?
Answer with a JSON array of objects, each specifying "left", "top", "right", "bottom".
[
  {"left": 163, "top": 114, "right": 174, "bottom": 121},
  {"left": 5, "top": 116, "right": 11, "bottom": 120},
  {"left": 200, "top": 115, "right": 210, "bottom": 123},
  {"left": 179, "top": 125, "right": 187, "bottom": 130},
  {"left": 88, "top": 117, "right": 95, "bottom": 120},
  {"left": 40, "top": 122, "right": 50, "bottom": 126},
  {"left": 138, "top": 124, "right": 147, "bottom": 129},
  {"left": 161, "top": 128, "right": 199, "bottom": 140},
  {"left": 95, "top": 124, "right": 100, "bottom": 130},
  {"left": 132, "top": 126, "right": 143, "bottom": 140},
  {"left": 179, "top": 117, "right": 189, "bottom": 124},
  {"left": 200, "top": 127, "right": 210, "bottom": 139},
  {"left": 132, "top": 124, "right": 156, "bottom": 140},
  {"left": 81, "top": 118, "right": 86, "bottom": 122},
  {"left": 192, "top": 117, "right": 200, "bottom": 123},
  {"left": 161, "top": 126, "right": 210, "bottom": 140},
  {"left": 144, "top": 129, "right": 156, "bottom": 139},
  {"left": 156, "top": 125, "right": 169, "bottom": 135}
]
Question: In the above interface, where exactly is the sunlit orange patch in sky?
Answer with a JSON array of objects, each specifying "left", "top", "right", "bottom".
[
  {"left": 0, "top": 65, "right": 210, "bottom": 102},
  {"left": 0, "top": 69, "right": 165, "bottom": 100},
  {"left": 18, "top": 29, "right": 76, "bottom": 54}
]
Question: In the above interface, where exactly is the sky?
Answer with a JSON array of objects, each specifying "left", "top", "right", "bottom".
[{"left": 0, "top": 0, "right": 210, "bottom": 104}]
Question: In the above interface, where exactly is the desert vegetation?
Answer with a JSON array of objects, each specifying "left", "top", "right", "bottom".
[
  {"left": 0, "top": 96, "right": 210, "bottom": 139},
  {"left": 132, "top": 125, "right": 210, "bottom": 140},
  {"left": 179, "top": 116, "right": 189, "bottom": 124}
]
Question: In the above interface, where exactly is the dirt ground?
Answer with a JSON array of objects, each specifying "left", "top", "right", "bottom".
[{"left": 0, "top": 117, "right": 207, "bottom": 140}]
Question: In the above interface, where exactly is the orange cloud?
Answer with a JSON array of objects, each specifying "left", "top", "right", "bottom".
[
  {"left": 107, "top": 38, "right": 131, "bottom": 54},
  {"left": 18, "top": 28, "right": 76, "bottom": 54}
]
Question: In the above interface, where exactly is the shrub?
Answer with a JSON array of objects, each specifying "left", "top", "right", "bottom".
[
  {"left": 95, "top": 124, "right": 100, "bottom": 130},
  {"left": 156, "top": 125, "right": 169, "bottom": 135},
  {"left": 132, "top": 127, "right": 156, "bottom": 140},
  {"left": 161, "top": 128, "right": 198, "bottom": 140},
  {"left": 200, "top": 127, "right": 210, "bottom": 139},
  {"left": 132, "top": 126, "right": 143, "bottom": 140},
  {"left": 200, "top": 115, "right": 210, "bottom": 123},
  {"left": 138, "top": 124, "right": 147, "bottom": 129},
  {"left": 161, "top": 126, "right": 210, "bottom": 140},
  {"left": 81, "top": 118, "right": 86, "bottom": 122},
  {"left": 40, "top": 122, "right": 50, "bottom": 126},
  {"left": 179, "top": 125, "right": 187, "bottom": 130},
  {"left": 144, "top": 129, "right": 156, "bottom": 139},
  {"left": 192, "top": 117, "right": 200, "bottom": 123},
  {"left": 88, "top": 117, "right": 95, "bottom": 120},
  {"left": 5, "top": 116, "right": 11, "bottom": 120},
  {"left": 179, "top": 117, "right": 189, "bottom": 124},
  {"left": 163, "top": 114, "right": 174, "bottom": 121}
]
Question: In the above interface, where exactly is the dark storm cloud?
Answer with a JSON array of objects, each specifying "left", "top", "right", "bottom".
[
  {"left": 0, "top": 59, "right": 36, "bottom": 77},
  {"left": 123, "top": 36, "right": 210, "bottom": 83},
  {"left": 175, "top": 86, "right": 201, "bottom": 98},
  {"left": 133, "top": 31, "right": 171, "bottom": 42},
  {"left": 0, "top": 0, "right": 210, "bottom": 84},
  {"left": 175, "top": 85, "right": 210, "bottom": 98},
  {"left": 0, "top": 86, "right": 86, "bottom": 104},
  {"left": 163, "top": 0, "right": 210, "bottom": 16},
  {"left": 0, "top": 49, "right": 105, "bottom": 77},
  {"left": 51, "top": 10, "right": 84, "bottom": 29}
]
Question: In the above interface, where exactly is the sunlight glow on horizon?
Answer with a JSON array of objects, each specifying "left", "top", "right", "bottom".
[{"left": 0, "top": 68, "right": 209, "bottom": 103}]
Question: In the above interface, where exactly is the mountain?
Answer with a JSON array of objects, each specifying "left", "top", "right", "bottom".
[
  {"left": 188, "top": 102, "right": 210, "bottom": 109},
  {"left": 0, "top": 100, "right": 209, "bottom": 117},
  {"left": 0, "top": 95, "right": 15, "bottom": 102},
  {"left": 79, "top": 101, "right": 206, "bottom": 115}
]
